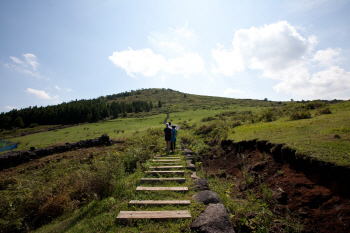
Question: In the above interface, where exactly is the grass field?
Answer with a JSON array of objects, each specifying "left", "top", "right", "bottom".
[
  {"left": 5, "top": 105, "right": 265, "bottom": 151},
  {"left": 229, "top": 101, "right": 350, "bottom": 166}
]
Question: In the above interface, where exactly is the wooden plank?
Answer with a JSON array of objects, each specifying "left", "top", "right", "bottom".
[
  {"left": 149, "top": 166, "right": 183, "bottom": 169},
  {"left": 128, "top": 200, "right": 191, "bottom": 205},
  {"left": 154, "top": 157, "right": 181, "bottom": 159},
  {"left": 116, "top": 210, "right": 191, "bottom": 220},
  {"left": 140, "top": 178, "right": 186, "bottom": 183},
  {"left": 146, "top": 170, "right": 184, "bottom": 174},
  {"left": 152, "top": 159, "right": 181, "bottom": 162},
  {"left": 136, "top": 186, "right": 188, "bottom": 191},
  {"left": 156, "top": 162, "right": 182, "bottom": 165}
]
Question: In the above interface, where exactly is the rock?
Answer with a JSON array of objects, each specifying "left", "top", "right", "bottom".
[
  {"left": 183, "top": 148, "right": 194, "bottom": 155},
  {"left": 194, "top": 179, "right": 210, "bottom": 191},
  {"left": 193, "top": 190, "right": 222, "bottom": 204},
  {"left": 185, "top": 154, "right": 194, "bottom": 163},
  {"left": 186, "top": 163, "right": 196, "bottom": 172},
  {"left": 273, "top": 187, "right": 288, "bottom": 204},
  {"left": 190, "top": 203, "right": 235, "bottom": 233},
  {"left": 191, "top": 172, "right": 200, "bottom": 180},
  {"left": 245, "top": 211, "right": 257, "bottom": 219}
]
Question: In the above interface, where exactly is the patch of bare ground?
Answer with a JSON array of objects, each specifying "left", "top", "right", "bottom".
[{"left": 200, "top": 140, "right": 350, "bottom": 232}]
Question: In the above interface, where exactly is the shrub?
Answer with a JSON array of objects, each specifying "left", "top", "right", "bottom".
[
  {"left": 201, "top": 116, "right": 215, "bottom": 122},
  {"left": 316, "top": 107, "right": 332, "bottom": 115},
  {"left": 306, "top": 100, "right": 326, "bottom": 110},
  {"left": 288, "top": 110, "right": 311, "bottom": 120},
  {"left": 29, "top": 123, "right": 39, "bottom": 128},
  {"left": 259, "top": 107, "right": 277, "bottom": 122},
  {"left": 232, "top": 120, "right": 242, "bottom": 127},
  {"left": 195, "top": 124, "right": 215, "bottom": 135}
]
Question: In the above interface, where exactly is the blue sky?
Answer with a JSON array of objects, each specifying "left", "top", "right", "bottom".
[{"left": 1, "top": 0, "right": 350, "bottom": 113}]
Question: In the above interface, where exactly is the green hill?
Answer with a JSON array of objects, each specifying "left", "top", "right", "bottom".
[{"left": 1, "top": 88, "right": 350, "bottom": 232}]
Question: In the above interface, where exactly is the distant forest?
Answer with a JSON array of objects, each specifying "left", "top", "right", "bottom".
[{"left": 0, "top": 91, "right": 161, "bottom": 129}]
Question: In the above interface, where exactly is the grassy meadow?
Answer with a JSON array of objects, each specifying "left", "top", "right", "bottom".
[{"left": 1, "top": 89, "right": 350, "bottom": 232}]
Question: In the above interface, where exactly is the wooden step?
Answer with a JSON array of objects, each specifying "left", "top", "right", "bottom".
[
  {"left": 154, "top": 156, "right": 181, "bottom": 159},
  {"left": 149, "top": 166, "right": 183, "bottom": 169},
  {"left": 146, "top": 170, "right": 184, "bottom": 174},
  {"left": 152, "top": 159, "right": 181, "bottom": 162},
  {"left": 140, "top": 178, "right": 186, "bottom": 183},
  {"left": 128, "top": 200, "right": 191, "bottom": 205},
  {"left": 116, "top": 210, "right": 191, "bottom": 221},
  {"left": 156, "top": 162, "right": 182, "bottom": 165},
  {"left": 136, "top": 186, "right": 188, "bottom": 191}
]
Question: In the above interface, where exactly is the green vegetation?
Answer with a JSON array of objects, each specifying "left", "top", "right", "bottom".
[{"left": 1, "top": 89, "right": 349, "bottom": 232}]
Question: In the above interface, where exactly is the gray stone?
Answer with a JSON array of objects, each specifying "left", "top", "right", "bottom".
[
  {"left": 193, "top": 190, "right": 222, "bottom": 205},
  {"left": 183, "top": 148, "right": 194, "bottom": 155},
  {"left": 191, "top": 172, "right": 200, "bottom": 180},
  {"left": 185, "top": 154, "right": 194, "bottom": 163},
  {"left": 272, "top": 187, "right": 288, "bottom": 204},
  {"left": 190, "top": 203, "right": 235, "bottom": 233},
  {"left": 186, "top": 164, "right": 196, "bottom": 172},
  {"left": 194, "top": 179, "right": 210, "bottom": 191}
]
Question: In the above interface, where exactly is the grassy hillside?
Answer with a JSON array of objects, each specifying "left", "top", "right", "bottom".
[
  {"left": 229, "top": 101, "right": 350, "bottom": 166},
  {"left": 1, "top": 89, "right": 350, "bottom": 232},
  {"left": 3, "top": 88, "right": 275, "bottom": 151}
]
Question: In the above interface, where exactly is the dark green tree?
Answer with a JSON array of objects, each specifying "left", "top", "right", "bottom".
[{"left": 13, "top": 116, "right": 25, "bottom": 128}]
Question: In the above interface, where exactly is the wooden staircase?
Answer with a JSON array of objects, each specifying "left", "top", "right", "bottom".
[{"left": 116, "top": 151, "right": 192, "bottom": 222}]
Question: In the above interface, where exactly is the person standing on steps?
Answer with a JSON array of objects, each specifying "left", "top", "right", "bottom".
[
  {"left": 171, "top": 125, "right": 177, "bottom": 153},
  {"left": 164, "top": 123, "right": 172, "bottom": 154}
]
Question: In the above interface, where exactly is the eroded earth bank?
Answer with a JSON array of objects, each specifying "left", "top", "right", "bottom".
[{"left": 199, "top": 139, "right": 350, "bottom": 232}]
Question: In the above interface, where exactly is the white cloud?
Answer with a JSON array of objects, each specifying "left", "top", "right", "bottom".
[
  {"left": 311, "top": 48, "right": 342, "bottom": 66},
  {"left": 23, "top": 53, "right": 39, "bottom": 70},
  {"left": 274, "top": 66, "right": 350, "bottom": 99},
  {"left": 26, "top": 88, "right": 52, "bottom": 99},
  {"left": 212, "top": 21, "right": 350, "bottom": 99},
  {"left": 5, "top": 106, "right": 18, "bottom": 110},
  {"left": 55, "top": 86, "right": 61, "bottom": 90},
  {"left": 65, "top": 88, "right": 72, "bottom": 92},
  {"left": 10, "top": 56, "right": 23, "bottom": 64},
  {"left": 109, "top": 48, "right": 204, "bottom": 78},
  {"left": 164, "top": 52, "right": 205, "bottom": 78},
  {"left": 149, "top": 23, "right": 197, "bottom": 54},
  {"left": 212, "top": 21, "right": 314, "bottom": 79},
  {"left": 5, "top": 53, "right": 42, "bottom": 78},
  {"left": 170, "top": 24, "right": 196, "bottom": 40},
  {"left": 109, "top": 48, "right": 166, "bottom": 77},
  {"left": 159, "top": 40, "right": 185, "bottom": 53}
]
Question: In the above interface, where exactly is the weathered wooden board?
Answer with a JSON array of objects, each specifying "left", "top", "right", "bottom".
[
  {"left": 149, "top": 166, "right": 183, "bottom": 169},
  {"left": 128, "top": 200, "right": 191, "bottom": 205},
  {"left": 116, "top": 210, "right": 191, "bottom": 220},
  {"left": 140, "top": 178, "right": 186, "bottom": 183},
  {"left": 152, "top": 159, "right": 181, "bottom": 162},
  {"left": 136, "top": 186, "right": 188, "bottom": 191},
  {"left": 156, "top": 162, "right": 182, "bottom": 165},
  {"left": 154, "top": 157, "right": 181, "bottom": 159},
  {"left": 146, "top": 170, "right": 184, "bottom": 174}
]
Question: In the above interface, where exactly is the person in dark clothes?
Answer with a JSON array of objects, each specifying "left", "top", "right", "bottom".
[
  {"left": 170, "top": 125, "right": 177, "bottom": 152},
  {"left": 164, "top": 123, "right": 172, "bottom": 153}
]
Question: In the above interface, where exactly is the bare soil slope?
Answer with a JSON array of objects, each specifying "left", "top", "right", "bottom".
[{"left": 200, "top": 140, "right": 350, "bottom": 232}]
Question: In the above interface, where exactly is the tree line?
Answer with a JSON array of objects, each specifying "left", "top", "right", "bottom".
[{"left": 0, "top": 99, "right": 162, "bottom": 129}]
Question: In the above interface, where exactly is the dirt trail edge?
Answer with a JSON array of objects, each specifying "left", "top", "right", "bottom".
[{"left": 200, "top": 139, "right": 350, "bottom": 233}]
